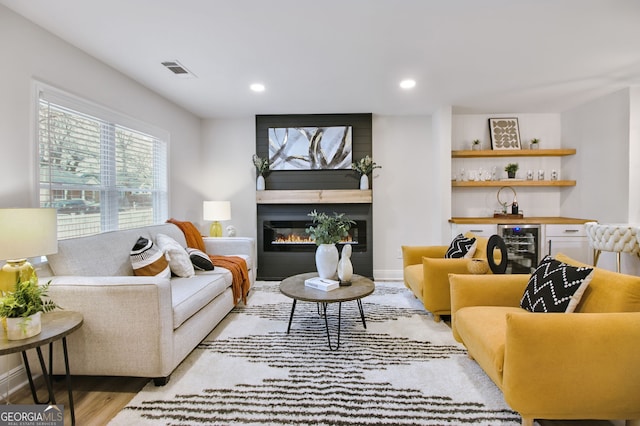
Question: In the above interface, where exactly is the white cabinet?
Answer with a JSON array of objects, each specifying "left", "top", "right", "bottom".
[
  {"left": 451, "top": 224, "right": 497, "bottom": 239},
  {"left": 544, "top": 224, "right": 592, "bottom": 264}
]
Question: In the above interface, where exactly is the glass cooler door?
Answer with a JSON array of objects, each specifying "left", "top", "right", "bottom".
[{"left": 498, "top": 224, "right": 541, "bottom": 274}]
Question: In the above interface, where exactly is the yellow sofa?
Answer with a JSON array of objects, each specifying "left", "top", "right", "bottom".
[
  {"left": 402, "top": 234, "right": 490, "bottom": 322},
  {"left": 450, "top": 253, "right": 640, "bottom": 426}
]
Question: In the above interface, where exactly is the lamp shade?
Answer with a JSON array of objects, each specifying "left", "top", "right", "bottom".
[
  {"left": 203, "top": 201, "right": 231, "bottom": 221},
  {"left": 0, "top": 208, "right": 58, "bottom": 261}
]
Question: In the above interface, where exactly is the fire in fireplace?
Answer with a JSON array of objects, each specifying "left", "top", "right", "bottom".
[{"left": 263, "top": 220, "right": 365, "bottom": 252}]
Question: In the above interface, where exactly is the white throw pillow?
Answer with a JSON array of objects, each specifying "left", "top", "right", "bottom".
[{"left": 155, "top": 233, "right": 195, "bottom": 278}]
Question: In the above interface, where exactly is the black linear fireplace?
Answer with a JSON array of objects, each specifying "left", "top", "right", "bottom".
[{"left": 257, "top": 204, "right": 372, "bottom": 280}]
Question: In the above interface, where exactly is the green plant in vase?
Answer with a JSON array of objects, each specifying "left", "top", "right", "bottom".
[
  {"left": 352, "top": 155, "right": 381, "bottom": 190},
  {"left": 0, "top": 277, "right": 60, "bottom": 340},
  {"left": 252, "top": 154, "right": 271, "bottom": 190},
  {"left": 505, "top": 163, "right": 519, "bottom": 179},
  {"left": 530, "top": 138, "right": 540, "bottom": 149},
  {"left": 305, "top": 210, "right": 355, "bottom": 245},
  {"left": 305, "top": 210, "right": 356, "bottom": 279}
]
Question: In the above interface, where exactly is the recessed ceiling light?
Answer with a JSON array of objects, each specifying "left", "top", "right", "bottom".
[
  {"left": 399, "top": 79, "right": 416, "bottom": 89},
  {"left": 250, "top": 83, "right": 265, "bottom": 92}
]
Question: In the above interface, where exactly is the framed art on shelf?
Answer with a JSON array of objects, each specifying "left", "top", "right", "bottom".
[{"left": 488, "top": 118, "right": 521, "bottom": 150}]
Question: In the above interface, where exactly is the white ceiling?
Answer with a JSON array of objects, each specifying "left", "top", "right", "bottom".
[{"left": 3, "top": 0, "right": 640, "bottom": 118}]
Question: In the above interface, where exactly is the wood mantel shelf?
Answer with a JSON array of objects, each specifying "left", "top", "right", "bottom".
[{"left": 256, "top": 189, "right": 372, "bottom": 204}]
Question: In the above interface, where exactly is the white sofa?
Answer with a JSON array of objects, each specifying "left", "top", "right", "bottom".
[{"left": 36, "top": 223, "right": 256, "bottom": 385}]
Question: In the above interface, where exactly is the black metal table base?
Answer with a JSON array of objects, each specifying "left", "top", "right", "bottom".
[
  {"left": 21, "top": 337, "right": 76, "bottom": 425},
  {"left": 286, "top": 299, "right": 367, "bottom": 350}
]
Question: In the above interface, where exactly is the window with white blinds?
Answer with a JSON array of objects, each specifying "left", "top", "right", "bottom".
[{"left": 37, "top": 85, "right": 168, "bottom": 239}]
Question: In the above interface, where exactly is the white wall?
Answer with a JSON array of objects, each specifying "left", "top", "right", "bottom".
[
  {"left": 629, "top": 87, "right": 640, "bottom": 225},
  {"left": 562, "top": 88, "right": 640, "bottom": 275},
  {"left": 432, "top": 106, "right": 453, "bottom": 243},
  {"left": 372, "top": 115, "right": 432, "bottom": 280},
  {"left": 561, "top": 89, "right": 630, "bottom": 223},
  {"left": 200, "top": 118, "right": 256, "bottom": 237},
  {"left": 0, "top": 6, "right": 202, "bottom": 220},
  {"left": 0, "top": 5, "right": 203, "bottom": 383}
]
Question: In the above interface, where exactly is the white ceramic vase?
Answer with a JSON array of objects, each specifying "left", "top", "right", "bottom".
[
  {"left": 315, "top": 244, "right": 339, "bottom": 279},
  {"left": 359, "top": 174, "right": 369, "bottom": 190},
  {"left": 6, "top": 311, "right": 42, "bottom": 340},
  {"left": 256, "top": 175, "right": 265, "bottom": 191},
  {"left": 338, "top": 244, "right": 353, "bottom": 283}
]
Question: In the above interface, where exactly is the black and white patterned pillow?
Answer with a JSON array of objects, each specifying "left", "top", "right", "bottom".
[
  {"left": 187, "top": 248, "right": 215, "bottom": 271},
  {"left": 520, "top": 255, "right": 594, "bottom": 313},
  {"left": 130, "top": 236, "right": 171, "bottom": 278},
  {"left": 445, "top": 234, "right": 477, "bottom": 259}
]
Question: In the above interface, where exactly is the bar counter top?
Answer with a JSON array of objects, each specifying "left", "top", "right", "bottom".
[{"left": 449, "top": 217, "right": 595, "bottom": 225}]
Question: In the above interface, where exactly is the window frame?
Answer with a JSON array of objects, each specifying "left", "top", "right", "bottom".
[{"left": 34, "top": 82, "right": 170, "bottom": 238}]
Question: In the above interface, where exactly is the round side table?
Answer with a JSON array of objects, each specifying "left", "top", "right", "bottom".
[{"left": 0, "top": 311, "right": 83, "bottom": 425}]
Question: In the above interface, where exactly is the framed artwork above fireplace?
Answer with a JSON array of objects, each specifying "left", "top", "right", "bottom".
[{"left": 268, "top": 126, "right": 353, "bottom": 170}]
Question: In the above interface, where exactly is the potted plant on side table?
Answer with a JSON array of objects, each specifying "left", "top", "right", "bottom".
[
  {"left": 305, "top": 210, "right": 355, "bottom": 279},
  {"left": 0, "top": 277, "right": 59, "bottom": 340}
]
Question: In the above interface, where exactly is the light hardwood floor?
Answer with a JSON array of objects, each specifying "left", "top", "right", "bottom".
[
  {"left": 5, "top": 374, "right": 625, "bottom": 426},
  {"left": 6, "top": 375, "right": 147, "bottom": 426}
]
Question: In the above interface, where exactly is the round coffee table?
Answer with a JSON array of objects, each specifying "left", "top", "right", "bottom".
[{"left": 279, "top": 272, "right": 374, "bottom": 350}]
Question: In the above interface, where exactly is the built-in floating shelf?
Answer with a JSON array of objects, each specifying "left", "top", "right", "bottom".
[
  {"left": 452, "top": 180, "right": 576, "bottom": 187},
  {"left": 256, "top": 189, "right": 372, "bottom": 204},
  {"left": 451, "top": 148, "right": 576, "bottom": 158}
]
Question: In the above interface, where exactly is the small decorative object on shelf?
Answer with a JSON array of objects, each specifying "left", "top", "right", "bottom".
[
  {"left": 472, "top": 139, "right": 481, "bottom": 150},
  {"left": 504, "top": 163, "right": 519, "bottom": 179},
  {"left": 252, "top": 154, "right": 270, "bottom": 191},
  {"left": 538, "top": 169, "right": 545, "bottom": 180},
  {"left": 529, "top": 138, "right": 540, "bottom": 150},
  {"left": 306, "top": 210, "right": 355, "bottom": 279},
  {"left": 352, "top": 155, "right": 381, "bottom": 190},
  {"left": 0, "top": 277, "right": 60, "bottom": 340},
  {"left": 497, "top": 186, "right": 517, "bottom": 214}
]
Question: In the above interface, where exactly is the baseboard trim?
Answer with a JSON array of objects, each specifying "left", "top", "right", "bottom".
[
  {"left": 0, "top": 365, "right": 29, "bottom": 403},
  {"left": 373, "top": 269, "right": 403, "bottom": 281}
]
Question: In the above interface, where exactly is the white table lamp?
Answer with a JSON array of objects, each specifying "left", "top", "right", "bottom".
[
  {"left": 0, "top": 208, "right": 58, "bottom": 293},
  {"left": 203, "top": 201, "right": 231, "bottom": 237}
]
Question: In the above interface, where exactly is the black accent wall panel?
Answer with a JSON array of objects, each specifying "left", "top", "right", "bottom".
[{"left": 255, "top": 113, "right": 372, "bottom": 190}]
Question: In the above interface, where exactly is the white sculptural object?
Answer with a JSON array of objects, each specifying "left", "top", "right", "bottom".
[
  {"left": 337, "top": 244, "right": 353, "bottom": 284},
  {"left": 226, "top": 225, "right": 237, "bottom": 237}
]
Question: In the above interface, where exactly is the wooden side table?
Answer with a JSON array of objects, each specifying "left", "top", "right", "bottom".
[{"left": 0, "top": 311, "right": 83, "bottom": 425}]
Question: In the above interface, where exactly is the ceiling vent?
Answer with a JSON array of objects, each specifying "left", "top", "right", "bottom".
[{"left": 161, "top": 60, "right": 196, "bottom": 78}]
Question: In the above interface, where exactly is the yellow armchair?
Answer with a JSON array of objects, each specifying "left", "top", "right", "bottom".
[
  {"left": 402, "top": 234, "right": 490, "bottom": 322},
  {"left": 450, "top": 254, "right": 640, "bottom": 426}
]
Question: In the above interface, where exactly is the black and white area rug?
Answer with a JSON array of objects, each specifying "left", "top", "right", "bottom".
[{"left": 110, "top": 282, "right": 520, "bottom": 425}]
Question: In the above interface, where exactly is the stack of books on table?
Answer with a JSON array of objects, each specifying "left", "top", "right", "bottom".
[{"left": 304, "top": 277, "right": 339, "bottom": 291}]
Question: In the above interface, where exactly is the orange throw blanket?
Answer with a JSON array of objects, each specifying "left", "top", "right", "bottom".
[{"left": 167, "top": 218, "right": 250, "bottom": 305}]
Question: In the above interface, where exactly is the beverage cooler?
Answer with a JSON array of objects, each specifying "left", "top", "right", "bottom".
[{"left": 497, "top": 224, "right": 542, "bottom": 274}]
